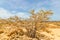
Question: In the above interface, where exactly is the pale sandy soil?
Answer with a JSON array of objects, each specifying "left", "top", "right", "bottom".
[
  {"left": 49, "top": 28, "right": 60, "bottom": 40},
  {"left": 47, "top": 24, "right": 60, "bottom": 40},
  {"left": 39, "top": 24, "right": 60, "bottom": 40}
]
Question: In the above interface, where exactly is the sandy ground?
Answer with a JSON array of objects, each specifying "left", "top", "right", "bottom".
[{"left": 49, "top": 28, "right": 60, "bottom": 40}]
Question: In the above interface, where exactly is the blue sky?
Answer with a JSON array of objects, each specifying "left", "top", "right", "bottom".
[{"left": 0, "top": 0, "right": 60, "bottom": 20}]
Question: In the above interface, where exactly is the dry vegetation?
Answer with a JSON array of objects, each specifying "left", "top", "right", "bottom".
[{"left": 0, "top": 10, "right": 60, "bottom": 40}]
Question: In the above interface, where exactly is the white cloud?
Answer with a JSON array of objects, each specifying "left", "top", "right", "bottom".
[
  {"left": 0, "top": 8, "right": 29, "bottom": 19},
  {"left": 15, "top": 12, "right": 29, "bottom": 18},
  {"left": 0, "top": 8, "right": 14, "bottom": 18}
]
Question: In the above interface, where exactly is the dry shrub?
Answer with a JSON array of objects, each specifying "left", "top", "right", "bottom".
[{"left": 0, "top": 10, "right": 54, "bottom": 40}]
